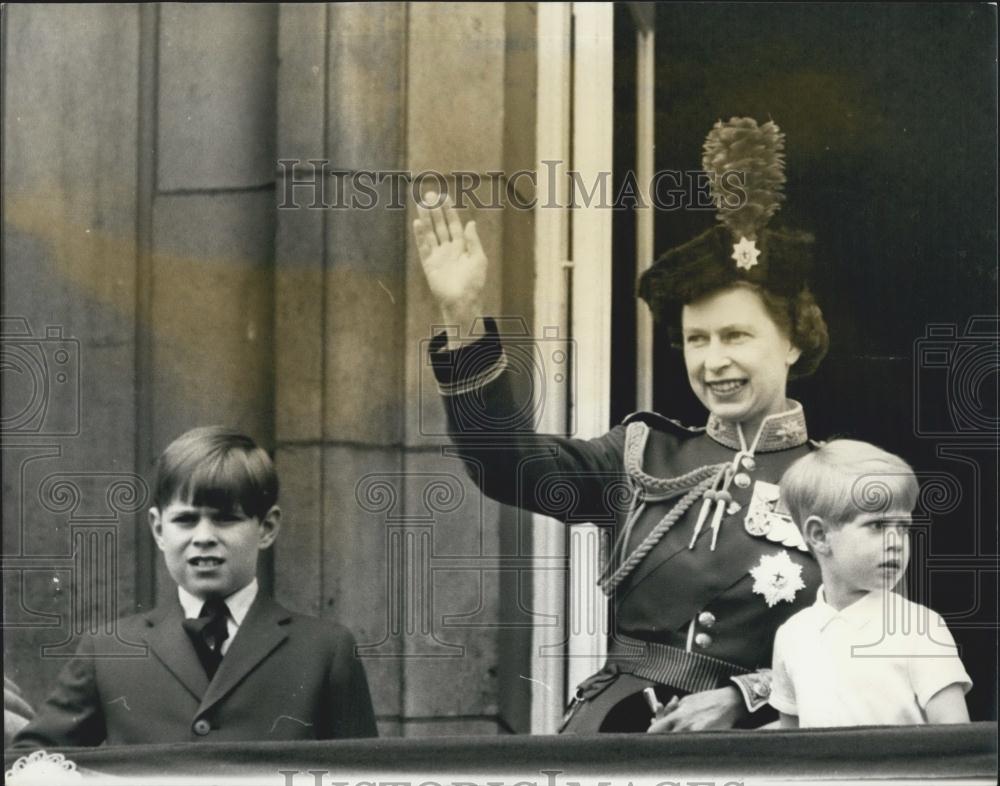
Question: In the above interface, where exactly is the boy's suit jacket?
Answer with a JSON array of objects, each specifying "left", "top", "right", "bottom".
[{"left": 13, "top": 593, "right": 378, "bottom": 746}]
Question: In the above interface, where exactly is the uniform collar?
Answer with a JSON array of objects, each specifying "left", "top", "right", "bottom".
[
  {"left": 177, "top": 578, "right": 258, "bottom": 627},
  {"left": 706, "top": 400, "right": 808, "bottom": 453},
  {"left": 811, "top": 585, "right": 893, "bottom": 632}
]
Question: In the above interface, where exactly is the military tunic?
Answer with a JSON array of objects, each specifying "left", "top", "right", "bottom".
[{"left": 430, "top": 320, "right": 822, "bottom": 731}]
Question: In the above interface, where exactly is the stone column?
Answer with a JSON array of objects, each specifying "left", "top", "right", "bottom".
[{"left": 2, "top": 5, "right": 142, "bottom": 705}]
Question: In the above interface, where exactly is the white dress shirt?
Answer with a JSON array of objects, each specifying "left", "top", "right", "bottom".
[{"left": 178, "top": 579, "right": 258, "bottom": 656}]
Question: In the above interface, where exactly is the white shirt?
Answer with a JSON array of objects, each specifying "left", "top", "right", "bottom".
[
  {"left": 177, "top": 579, "right": 258, "bottom": 656},
  {"left": 770, "top": 586, "right": 972, "bottom": 727}
]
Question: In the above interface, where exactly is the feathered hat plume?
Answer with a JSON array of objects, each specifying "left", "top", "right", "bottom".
[
  {"left": 702, "top": 117, "right": 786, "bottom": 241},
  {"left": 638, "top": 117, "right": 813, "bottom": 324}
]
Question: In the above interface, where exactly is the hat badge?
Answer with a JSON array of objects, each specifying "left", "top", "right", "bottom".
[{"left": 732, "top": 236, "right": 761, "bottom": 270}]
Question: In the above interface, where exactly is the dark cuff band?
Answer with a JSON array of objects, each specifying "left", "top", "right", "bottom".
[
  {"left": 730, "top": 669, "right": 773, "bottom": 713},
  {"left": 429, "top": 317, "right": 506, "bottom": 395}
]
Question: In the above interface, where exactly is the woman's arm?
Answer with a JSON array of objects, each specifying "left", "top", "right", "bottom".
[
  {"left": 924, "top": 683, "right": 970, "bottom": 724},
  {"left": 415, "top": 194, "right": 629, "bottom": 523}
]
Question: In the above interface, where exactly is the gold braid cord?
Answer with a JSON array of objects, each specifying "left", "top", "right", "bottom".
[{"left": 599, "top": 467, "right": 726, "bottom": 596}]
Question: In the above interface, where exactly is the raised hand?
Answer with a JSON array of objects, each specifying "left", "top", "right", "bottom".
[{"left": 413, "top": 192, "right": 487, "bottom": 341}]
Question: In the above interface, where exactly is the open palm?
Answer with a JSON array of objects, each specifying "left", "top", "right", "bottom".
[{"left": 413, "top": 193, "right": 487, "bottom": 325}]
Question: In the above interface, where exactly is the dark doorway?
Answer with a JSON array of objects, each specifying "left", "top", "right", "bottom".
[{"left": 610, "top": 4, "right": 641, "bottom": 426}]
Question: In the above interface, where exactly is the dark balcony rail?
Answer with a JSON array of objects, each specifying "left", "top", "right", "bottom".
[{"left": 5, "top": 722, "right": 997, "bottom": 785}]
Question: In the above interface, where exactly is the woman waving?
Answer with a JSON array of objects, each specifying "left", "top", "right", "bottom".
[{"left": 414, "top": 118, "right": 829, "bottom": 733}]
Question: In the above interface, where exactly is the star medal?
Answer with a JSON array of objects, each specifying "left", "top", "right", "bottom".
[{"left": 750, "top": 551, "right": 805, "bottom": 607}]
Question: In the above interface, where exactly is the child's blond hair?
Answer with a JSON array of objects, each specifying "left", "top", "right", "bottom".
[{"left": 781, "top": 439, "right": 918, "bottom": 529}]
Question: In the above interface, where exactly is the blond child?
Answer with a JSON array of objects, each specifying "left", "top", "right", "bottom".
[{"left": 770, "top": 439, "right": 971, "bottom": 727}]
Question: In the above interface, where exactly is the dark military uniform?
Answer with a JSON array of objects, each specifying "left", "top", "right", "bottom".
[{"left": 430, "top": 320, "right": 821, "bottom": 732}]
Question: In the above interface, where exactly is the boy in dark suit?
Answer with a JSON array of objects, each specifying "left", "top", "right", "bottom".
[{"left": 14, "top": 426, "right": 377, "bottom": 746}]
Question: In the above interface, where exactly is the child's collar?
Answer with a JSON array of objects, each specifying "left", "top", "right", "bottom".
[
  {"left": 177, "top": 578, "right": 258, "bottom": 626},
  {"left": 813, "top": 585, "right": 897, "bottom": 631}
]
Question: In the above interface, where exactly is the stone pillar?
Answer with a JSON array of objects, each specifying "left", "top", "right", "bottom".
[
  {"left": 273, "top": 2, "right": 408, "bottom": 737},
  {"left": 1, "top": 5, "right": 142, "bottom": 706},
  {"left": 402, "top": 2, "right": 513, "bottom": 737},
  {"left": 275, "top": 2, "right": 540, "bottom": 736}
]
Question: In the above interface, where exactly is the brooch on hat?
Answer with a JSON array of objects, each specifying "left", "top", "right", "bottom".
[
  {"left": 702, "top": 117, "right": 787, "bottom": 272},
  {"left": 750, "top": 550, "right": 806, "bottom": 607},
  {"left": 732, "top": 236, "right": 761, "bottom": 270}
]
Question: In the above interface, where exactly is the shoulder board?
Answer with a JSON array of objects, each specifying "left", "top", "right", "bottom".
[{"left": 622, "top": 410, "right": 705, "bottom": 435}]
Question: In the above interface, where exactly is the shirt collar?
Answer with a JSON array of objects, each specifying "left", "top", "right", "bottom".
[
  {"left": 706, "top": 400, "right": 808, "bottom": 453},
  {"left": 177, "top": 578, "right": 258, "bottom": 627},
  {"left": 811, "top": 585, "right": 891, "bottom": 632}
]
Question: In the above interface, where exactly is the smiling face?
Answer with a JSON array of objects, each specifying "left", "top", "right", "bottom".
[
  {"left": 814, "top": 510, "right": 912, "bottom": 608},
  {"left": 149, "top": 498, "right": 280, "bottom": 601},
  {"left": 681, "top": 286, "right": 802, "bottom": 434}
]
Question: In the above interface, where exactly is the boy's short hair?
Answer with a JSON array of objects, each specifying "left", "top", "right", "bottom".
[
  {"left": 153, "top": 426, "right": 278, "bottom": 519},
  {"left": 781, "top": 439, "right": 918, "bottom": 528}
]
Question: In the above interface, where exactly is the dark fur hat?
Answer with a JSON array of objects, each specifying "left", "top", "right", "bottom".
[
  {"left": 638, "top": 118, "right": 815, "bottom": 323},
  {"left": 637, "top": 223, "right": 815, "bottom": 325}
]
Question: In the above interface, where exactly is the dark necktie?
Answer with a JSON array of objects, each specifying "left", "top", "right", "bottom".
[{"left": 182, "top": 598, "right": 230, "bottom": 679}]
